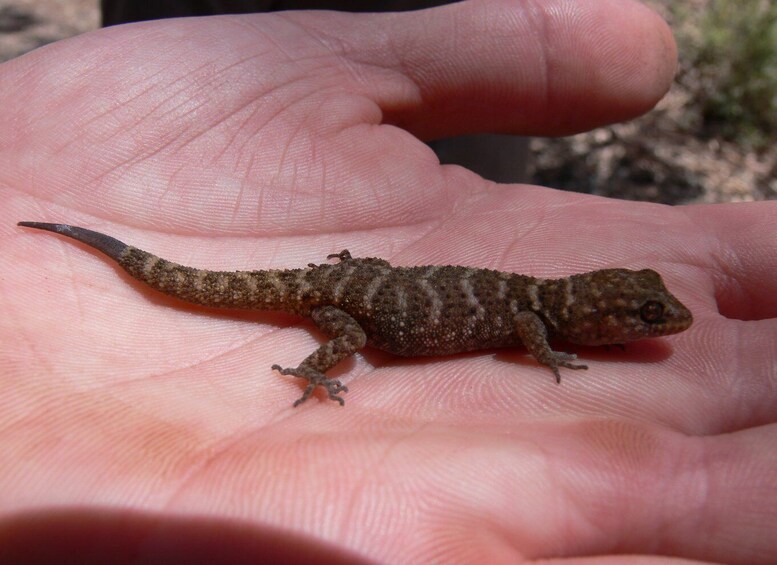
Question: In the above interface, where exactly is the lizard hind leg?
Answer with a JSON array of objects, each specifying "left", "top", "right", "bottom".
[{"left": 273, "top": 306, "right": 367, "bottom": 407}]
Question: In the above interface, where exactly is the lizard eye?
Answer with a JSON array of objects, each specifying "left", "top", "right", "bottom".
[{"left": 640, "top": 301, "right": 664, "bottom": 323}]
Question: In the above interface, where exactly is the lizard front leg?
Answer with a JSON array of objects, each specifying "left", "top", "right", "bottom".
[
  {"left": 273, "top": 306, "right": 367, "bottom": 407},
  {"left": 514, "top": 311, "right": 588, "bottom": 383}
]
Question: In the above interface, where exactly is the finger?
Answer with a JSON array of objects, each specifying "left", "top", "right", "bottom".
[
  {"left": 679, "top": 202, "right": 777, "bottom": 428},
  {"left": 0, "top": 2, "right": 675, "bottom": 233},
  {"left": 292, "top": 0, "right": 677, "bottom": 138},
  {"left": 552, "top": 420, "right": 777, "bottom": 564},
  {"left": 1, "top": 1, "right": 676, "bottom": 157},
  {"left": 687, "top": 201, "right": 777, "bottom": 319}
]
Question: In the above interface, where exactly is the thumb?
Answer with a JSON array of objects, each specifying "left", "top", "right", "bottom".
[{"left": 296, "top": 0, "right": 676, "bottom": 138}]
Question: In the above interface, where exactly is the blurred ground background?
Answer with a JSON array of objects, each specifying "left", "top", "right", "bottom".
[
  {"left": 0, "top": 0, "right": 774, "bottom": 204},
  {"left": 0, "top": 0, "right": 97, "bottom": 59}
]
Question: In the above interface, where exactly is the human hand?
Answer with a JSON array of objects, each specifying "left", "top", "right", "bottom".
[{"left": 2, "top": 1, "right": 775, "bottom": 563}]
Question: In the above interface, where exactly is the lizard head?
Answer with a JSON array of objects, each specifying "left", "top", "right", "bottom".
[{"left": 554, "top": 268, "right": 693, "bottom": 346}]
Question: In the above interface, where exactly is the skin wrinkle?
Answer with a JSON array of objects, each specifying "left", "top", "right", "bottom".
[
  {"left": 95, "top": 324, "right": 271, "bottom": 392},
  {"left": 333, "top": 419, "right": 435, "bottom": 544},
  {"left": 73, "top": 66, "right": 171, "bottom": 148},
  {"left": 232, "top": 102, "right": 269, "bottom": 170},
  {"left": 153, "top": 404, "right": 309, "bottom": 516},
  {"left": 294, "top": 10, "right": 420, "bottom": 102},
  {"left": 156, "top": 56, "right": 297, "bottom": 165}
]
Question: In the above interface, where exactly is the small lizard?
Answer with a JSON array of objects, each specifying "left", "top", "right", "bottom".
[{"left": 18, "top": 222, "right": 693, "bottom": 407}]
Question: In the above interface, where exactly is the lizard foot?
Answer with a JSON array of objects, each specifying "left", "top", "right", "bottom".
[
  {"left": 326, "top": 249, "right": 352, "bottom": 262},
  {"left": 272, "top": 364, "right": 349, "bottom": 407},
  {"left": 548, "top": 351, "right": 588, "bottom": 384}
]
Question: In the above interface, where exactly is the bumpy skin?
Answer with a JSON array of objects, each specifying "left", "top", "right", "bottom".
[{"left": 17, "top": 222, "right": 694, "bottom": 406}]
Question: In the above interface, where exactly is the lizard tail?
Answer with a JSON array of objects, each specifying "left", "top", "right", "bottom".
[
  {"left": 17, "top": 222, "right": 128, "bottom": 261},
  {"left": 18, "top": 221, "right": 304, "bottom": 312}
]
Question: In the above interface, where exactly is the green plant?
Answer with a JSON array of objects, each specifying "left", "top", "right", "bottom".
[{"left": 682, "top": 0, "right": 777, "bottom": 148}]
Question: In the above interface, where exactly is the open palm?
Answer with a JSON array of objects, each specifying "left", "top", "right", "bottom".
[{"left": 2, "top": 2, "right": 776, "bottom": 563}]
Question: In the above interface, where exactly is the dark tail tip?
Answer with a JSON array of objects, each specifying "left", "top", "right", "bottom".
[{"left": 18, "top": 222, "right": 128, "bottom": 261}]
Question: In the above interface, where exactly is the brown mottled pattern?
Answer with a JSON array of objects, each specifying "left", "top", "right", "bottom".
[{"left": 17, "top": 223, "right": 694, "bottom": 406}]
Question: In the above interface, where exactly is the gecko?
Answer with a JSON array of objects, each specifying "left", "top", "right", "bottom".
[{"left": 17, "top": 222, "right": 693, "bottom": 407}]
